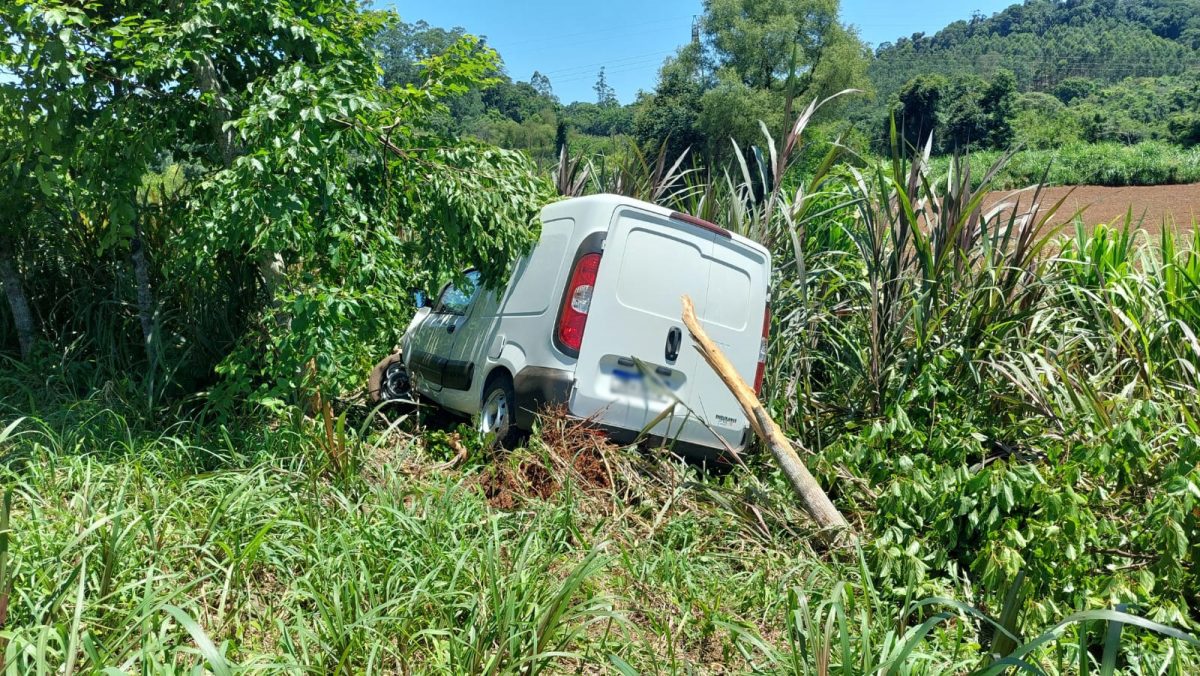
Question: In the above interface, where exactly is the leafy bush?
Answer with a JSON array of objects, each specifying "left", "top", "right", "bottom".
[
  {"left": 928, "top": 141, "right": 1200, "bottom": 188},
  {"left": 0, "top": 1, "right": 548, "bottom": 413},
  {"left": 1169, "top": 113, "right": 1200, "bottom": 147}
]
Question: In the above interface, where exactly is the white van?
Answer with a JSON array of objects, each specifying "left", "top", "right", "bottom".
[{"left": 370, "top": 194, "right": 771, "bottom": 459}]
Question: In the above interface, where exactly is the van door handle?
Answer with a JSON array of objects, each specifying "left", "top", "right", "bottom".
[{"left": 665, "top": 327, "right": 682, "bottom": 362}]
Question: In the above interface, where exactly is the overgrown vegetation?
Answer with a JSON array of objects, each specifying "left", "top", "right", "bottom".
[
  {"left": 930, "top": 141, "right": 1200, "bottom": 189},
  {"left": 2, "top": 0, "right": 1200, "bottom": 673},
  {"left": 873, "top": 1, "right": 1200, "bottom": 160},
  {"left": 355, "top": 2, "right": 1200, "bottom": 182}
]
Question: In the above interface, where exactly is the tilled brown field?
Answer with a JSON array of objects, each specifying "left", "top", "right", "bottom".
[{"left": 986, "top": 183, "right": 1200, "bottom": 235}]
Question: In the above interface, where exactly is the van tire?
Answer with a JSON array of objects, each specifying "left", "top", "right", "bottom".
[
  {"left": 479, "top": 372, "right": 519, "bottom": 449},
  {"left": 368, "top": 351, "right": 410, "bottom": 404}
]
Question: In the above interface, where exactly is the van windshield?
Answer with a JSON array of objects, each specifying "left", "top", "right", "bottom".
[{"left": 436, "top": 270, "right": 481, "bottom": 315}]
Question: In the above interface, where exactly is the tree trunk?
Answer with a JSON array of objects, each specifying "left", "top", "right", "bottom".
[
  {"left": 196, "top": 54, "right": 236, "bottom": 168},
  {"left": 681, "top": 295, "right": 854, "bottom": 543},
  {"left": 0, "top": 243, "right": 35, "bottom": 360},
  {"left": 192, "top": 42, "right": 285, "bottom": 305},
  {"left": 130, "top": 226, "right": 156, "bottom": 370}
]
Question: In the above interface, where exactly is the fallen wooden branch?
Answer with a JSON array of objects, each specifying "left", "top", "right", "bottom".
[{"left": 681, "top": 295, "right": 854, "bottom": 541}]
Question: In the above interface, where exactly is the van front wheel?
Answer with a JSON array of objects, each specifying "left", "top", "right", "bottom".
[
  {"left": 369, "top": 352, "right": 410, "bottom": 403},
  {"left": 479, "top": 374, "right": 518, "bottom": 448}
]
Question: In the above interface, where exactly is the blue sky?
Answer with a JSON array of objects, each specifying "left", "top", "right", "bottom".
[{"left": 386, "top": 0, "right": 1017, "bottom": 104}]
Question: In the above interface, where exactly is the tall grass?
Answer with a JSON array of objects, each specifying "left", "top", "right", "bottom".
[
  {"left": 928, "top": 141, "right": 1200, "bottom": 189},
  {"left": 0, "top": 397, "right": 1194, "bottom": 673}
]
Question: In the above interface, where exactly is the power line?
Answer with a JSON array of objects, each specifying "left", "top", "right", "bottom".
[
  {"left": 538, "top": 49, "right": 677, "bottom": 78},
  {"left": 493, "top": 14, "right": 694, "bottom": 51}
]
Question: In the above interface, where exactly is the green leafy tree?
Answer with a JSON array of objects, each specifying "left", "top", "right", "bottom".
[
  {"left": 941, "top": 74, "right": 990, "bottom": 151},
  {"left": 868, "top": 0, "right": 1200, "bottom": 130},
  {"left": 1, "top": 2, "right": 547, "bottom": 405},
  {"left": 702, "top": 0, "right": 838, "bottom": 91},
  {"left": 562, "top": 101, "right": 634, "bottom": 137},
  {"left": 633, "top": 0, "right": 867, "bottom": 164},
  {"left": 0, "top": 94, "right": 39, "bottom": 360},
  {"left": 696, "top": 70, "right": 784, "bottom": 158},
  {"left": 983, "top": 68, "right": 1017, "bottom": 148},
  {"left": 889, "top": 70, "right": 1015, "bottom": 153},
  {"left": 530, "top": 70, "right": 555, "bottom": 100},
  {"left": 594, "top": 67, "right": 618, "bottom": 107},
  {"left": 1168, "top": 113, "right": 1200, "bottom": 146},
  {"left": 892, "top": 74, "right": 946, "bottom": 149},
  {"left": 1012, "top": 91, "right": 1083, "bottom": 149},
  {"left": 633, "top": 54, "right": 705, "bottom": 163},
  {"left": 1053, "top": 76, "right": 1099, "bottom": 104},
  {"left": 375, "top": 19, "right": 472, "bottom": 89}
]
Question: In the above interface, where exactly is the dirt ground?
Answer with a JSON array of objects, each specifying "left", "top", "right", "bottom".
[{"left": 985, "top": 183, "right": 1200, "bottom": 235}]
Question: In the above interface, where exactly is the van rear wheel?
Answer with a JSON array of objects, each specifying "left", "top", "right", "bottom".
[{"left": 479, "top": 374, "right": 518, "bottom": 448}]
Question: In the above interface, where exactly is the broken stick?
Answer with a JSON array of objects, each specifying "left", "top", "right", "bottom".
[{"left": 681, "top": 295, "right": 853, "bottom": 540}]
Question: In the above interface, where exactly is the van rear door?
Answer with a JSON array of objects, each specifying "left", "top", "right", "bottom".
[
  {"left": 570, "top": 206, "right": 769, "bottom": 450},
  {"left": 685, "top": 233, "right": 770, "bottom": 448}
]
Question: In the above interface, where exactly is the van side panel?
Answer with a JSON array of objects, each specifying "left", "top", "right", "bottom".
[
  {"left": 425, "top": 218, "right": 575, "bottom": 417},
  {"left": 498, "top": 219, "right": 573, "bottom": 316}
]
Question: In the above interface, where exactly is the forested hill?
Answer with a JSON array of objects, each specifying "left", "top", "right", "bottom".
[{"left": 870, "top": 0, "right": 1200, "bottom": 100}]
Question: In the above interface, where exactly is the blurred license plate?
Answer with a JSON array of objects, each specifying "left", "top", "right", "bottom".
[{"left": 610, "top": 369, "right": 670, "bottom": 401}]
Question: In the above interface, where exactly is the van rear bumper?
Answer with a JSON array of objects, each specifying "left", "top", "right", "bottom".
[
  {"left": 512, "top": 365, "right": 750, "bottom": 463},
  {"left": 599, "top": 425, "right": 749, "bottom": 466},
  {"left": 513, "top": 366, "right": 574, "bottom": 429}
]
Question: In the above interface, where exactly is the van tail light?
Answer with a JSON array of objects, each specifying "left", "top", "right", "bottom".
[
  {"left": 556, "top": 252, "right": 602, "bottom": 354},
  {"left": 753, "top": 306, "right": 770, "bottom": 396}
]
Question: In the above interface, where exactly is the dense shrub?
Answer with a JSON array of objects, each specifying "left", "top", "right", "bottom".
[{"left": 928, "top": 141, "right": 1200, "bottom": 189}]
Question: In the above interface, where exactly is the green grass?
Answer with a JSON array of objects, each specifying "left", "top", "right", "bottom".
[
  {"left": 926, "top": 141, "right": 1200, "bottom": 189},
  {"left": 0, "top": 385, "right": 1196, "bottom": 673},
  {"left": 0, "top": 390, "right": 823, "bottom": 673}
]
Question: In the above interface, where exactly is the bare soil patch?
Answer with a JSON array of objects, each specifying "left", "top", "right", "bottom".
[
  {"left": 987, "top": 183, "right": 1200, "bottom": 235},
  {"left": 476, "top": 408, "right": 617, "bottom": 509}
]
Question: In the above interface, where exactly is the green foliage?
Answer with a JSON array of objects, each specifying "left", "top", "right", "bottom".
[
  {"left": 4, "top": 2, "right": 1200, "bottom": 672},
  {"left": 702, "top": 0, "right": 840, "bottom": 91},
  {"left": 887, "top": 70, "right": 1017, "bottom": 153},
  {"left": 632, "top": 52, "right": 706, "bottom": 163},
  {"left": 928, "top": 141, "right": 1200, "bottom": 189},
  {"left": 372, "top": 20, "right": 635, "bottom": 167},
  {"left": 764, "top": 126, "right": 1200, "bottom": 637},
  {"left": 557, "top": 107, "right": 1200, "bottom": 667},
  {"left": 631, "top": 0, "right": 869, "bottom": 165},
  {"left": 697, "top": 72, "right": 786, "bottom": 157},
  {"left": 1168, "top": 112, "right": 1200, "bottom": 146},
  {"left": 893, "top": 74, "right": 946, "bottom": 149},
  {"left": 1012, "top": 92, "right": 1084, "bottom": 149},
  {"left": 865, "top": 0, "right": 1200, "bottom": 163},
  {"left": 0, "top": 2, "right": 546, "bottom": 410},
  {"left": 0, "top": 376, "right": 1195, "bottom": 673},
  {"left": 870, "top": 0, "right": 1200, "bottom": 109}
]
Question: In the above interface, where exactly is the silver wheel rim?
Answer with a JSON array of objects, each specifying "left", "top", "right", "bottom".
[
  {"left": 382, "top": 362, "right": 409, "bottom": 400},
  {"left": 480, "top": 387, "right": 510, "bottom": 440}
]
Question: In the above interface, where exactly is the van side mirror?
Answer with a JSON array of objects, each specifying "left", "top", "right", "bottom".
[{"left": 412, "top": 289, "right": 428, "bottom": 309}]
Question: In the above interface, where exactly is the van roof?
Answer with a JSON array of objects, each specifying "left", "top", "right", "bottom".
[{"left": 542, "top": 194, "right": 770, "bottom": 260}]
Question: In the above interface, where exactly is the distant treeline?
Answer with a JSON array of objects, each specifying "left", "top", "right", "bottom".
[{"left": 389, "top": 0, "right": 1200, "bottom": 168}]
